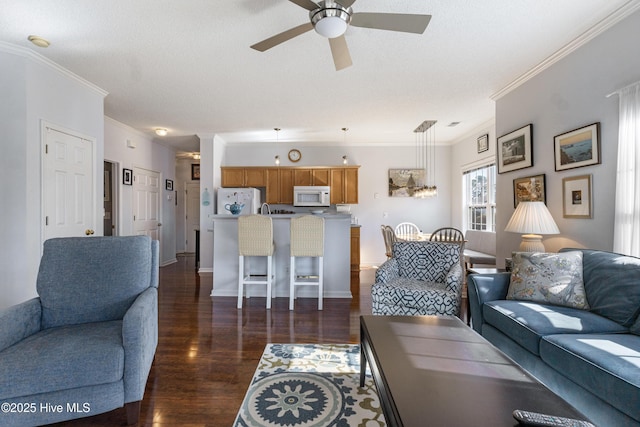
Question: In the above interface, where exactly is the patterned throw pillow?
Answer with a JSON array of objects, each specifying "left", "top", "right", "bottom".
[{"left": 506, "top": 251, "right": 589, "bottom": 309}]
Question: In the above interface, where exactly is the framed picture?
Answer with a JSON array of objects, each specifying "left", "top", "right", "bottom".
[
  {"left": 513, "top": 174, "right": 546, "bottom": 207},
  {"left": 388, "top": 169, "right": 426, "bottom": 197},
  {"left": 563, "top": 174, "right": 592, "bottom": 218},
  {"left": 554, "top": 122, "right": 600, "bottom": 171},
  {"left": 191, "top": 164, "right": 200, "bottom": 180},
  {"left": 477, "top": 134, "right": 489, "bottom": 153},
  {"left": 122, "top": 168, "right": 133, "bottom": 186},
  {"left": 165, "top": 179, "right": 173, "bottom": 191},
  {"left": 497, "top": 124, "right": 533, "bottom": 174}
]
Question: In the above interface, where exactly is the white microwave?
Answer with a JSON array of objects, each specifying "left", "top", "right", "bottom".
[{"left": 293, "top": 186, "right": 331, "bottom": 207}]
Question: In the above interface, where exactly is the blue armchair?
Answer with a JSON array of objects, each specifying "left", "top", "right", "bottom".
[
  {"left": 372, "top": 241, "right": 463, "bottom": 316},
  {"left": 0, "top": 235, "right": 159, "bottom": 427}
]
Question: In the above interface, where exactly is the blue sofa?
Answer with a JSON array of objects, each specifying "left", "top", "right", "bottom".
[
  {"left": 468, "top": 248, "right": 640, "bottom": 427},
  {"left": 0, "top": 236, "right": 159, "bottom": 427}
]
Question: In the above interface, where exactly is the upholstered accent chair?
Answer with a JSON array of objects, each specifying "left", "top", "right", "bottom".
[
  {"left": 0, "top": 235, "right": 159, "bottom": 427},
  {"left": 371, "top": 241, "right": 464, "bottom": 316}
]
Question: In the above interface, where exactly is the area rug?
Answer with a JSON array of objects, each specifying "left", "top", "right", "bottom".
[{"left": 234, "top": 343, "right": 386, "bottom": 427}]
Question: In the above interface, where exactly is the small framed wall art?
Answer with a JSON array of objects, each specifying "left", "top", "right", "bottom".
[
  {"left": 513, "top": 174, "right": 546, "bottom": 207},
  {"left": 477, "top": 134, "right": 489, "bottom": 153},
  {"left": 191, "top": 164, "right": 200, "bottom": 180},
  {"left": 497, "top": 124, "right": 533, "bottom": 174},
  {"left": 165, "top": 179, "right": 174, "bottom": 191},
  {"left": 123, "top": 168, "right": 133, "bottom": 186},
  {"left": 554, "top": 122, "right": 600, "bottom": 171},
  {"left": 563, "top": 174, "right": 592, "bottom": 218}
]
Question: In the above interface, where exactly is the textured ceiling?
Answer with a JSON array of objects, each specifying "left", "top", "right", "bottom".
[{"left": 1, "top": 0, "right": 636, "bottom": 154}]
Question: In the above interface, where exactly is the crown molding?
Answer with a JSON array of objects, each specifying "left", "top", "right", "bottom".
[
  {"left": 0, "top": 42, "right": 108, "bottom": 98},
  {"left": 491, "top": 1, "right": 640, "bottom": 101}
]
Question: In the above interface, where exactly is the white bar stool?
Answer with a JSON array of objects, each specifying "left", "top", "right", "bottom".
[
  {"left": 238, "top": 215, "right": 275, "bottom": 309},
  {"left": 289, "top": 215, "right": 325, "bottom": 310}
]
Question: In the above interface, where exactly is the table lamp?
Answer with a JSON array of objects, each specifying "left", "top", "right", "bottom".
[{"left": 504, "top": 201, "right": 560, "bottom": 252}]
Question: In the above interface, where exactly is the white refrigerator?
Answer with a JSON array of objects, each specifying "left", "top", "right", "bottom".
[{"left": 217, "top": 188, "right": 261, "bottom": 215}]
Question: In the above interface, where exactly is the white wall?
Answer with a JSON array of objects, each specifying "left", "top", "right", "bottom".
[
  {"left": 494, "top": 9, "right": 640, "bottom": 266},
  {"left": 449, "top": 120, "right": 497, "bottom": 231},
  {"left": 0, "top": 44, "right": 105, "bottom": 309},
  {"left": 104, "top": 117, "right": 178, "bottom": 266},
  {"left": 222, "top": 143, "right": 452, "bottom": 267}
]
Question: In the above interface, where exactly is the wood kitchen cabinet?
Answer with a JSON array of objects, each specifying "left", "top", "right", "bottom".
[
  {"left": 221, "top": 165, "right": 358, "bottom": 204},
  {"left": 221, "top": 167, "right": 266, "bottom": 187},
  {"left": 330, "top": 167, "right": 359, "bottom": 204},
  {"left": 350, "top": 225, "right": 360, "bottom": 296},
  {"left": 279, "top": 169, "right": 294, "bottom": 204}
]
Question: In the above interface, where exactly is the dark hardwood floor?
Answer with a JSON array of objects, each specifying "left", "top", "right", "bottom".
[{"left": 50, "top": 255, "right": 375, "bottom": 427}]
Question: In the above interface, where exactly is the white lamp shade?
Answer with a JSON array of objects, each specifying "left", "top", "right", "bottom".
[{"left": 505, "top": 201, "right": 560, "bottom": 235}]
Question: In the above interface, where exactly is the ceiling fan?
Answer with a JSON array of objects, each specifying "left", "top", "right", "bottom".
[{"left": 250, "top": 0, "right": 431, "bottom": 71}]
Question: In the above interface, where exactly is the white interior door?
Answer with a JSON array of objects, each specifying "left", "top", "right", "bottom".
[
  {"left": 185, "top": 182, "right": 200, "bottom": 252},
  {"left": 43, "top": 126, "right": 95, "bottom": 241},
  {"left": 133, "top": 167, "right": 160, "bottom": 241}
]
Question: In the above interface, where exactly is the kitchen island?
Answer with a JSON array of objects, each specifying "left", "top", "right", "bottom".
[{"left": 211, "top": 213, "right": 352, "bottom": 300}]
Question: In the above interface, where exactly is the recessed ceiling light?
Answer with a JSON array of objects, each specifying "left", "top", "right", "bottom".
[
  {"left": 28, "top": 35, "right": 50, "bottom": 48},
  {"left": 155, "top": 128, "right": 168, "bottom": 136},
  {"left": 447, "top": 122, "right": 461, "bottom": 127}
]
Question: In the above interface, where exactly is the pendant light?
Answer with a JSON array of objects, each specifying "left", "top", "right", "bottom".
[{"left": 413, "top": 120, "right": 438, "bottom": 198}]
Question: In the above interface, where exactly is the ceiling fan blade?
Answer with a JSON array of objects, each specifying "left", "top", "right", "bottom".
[
  {"left": 289, "top": 0, "right": 319, "bottom": 11},
  {"left": 338, "top": 0, "right": 357, "bottom": 7},
  {"left": 250, "top": 22, "right": 314, "bottom": 52},
  {"left": 329, "top": 36, "right": 352, "bottom": 71},
  {"left": 351, "top": 12, "right": 432, "bottom": 34}
]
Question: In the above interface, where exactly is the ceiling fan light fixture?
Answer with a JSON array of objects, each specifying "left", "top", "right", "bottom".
[
  {"left": 155, "top": 128, "right": 168, "bottom": 136},
  {"left": 311, "top": 2, "right": 352, "bottom": 39}
]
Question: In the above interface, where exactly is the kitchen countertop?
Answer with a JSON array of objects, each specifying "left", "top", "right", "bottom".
[{"left": 211, "top": 213, "right": 351, "bottom": 219}]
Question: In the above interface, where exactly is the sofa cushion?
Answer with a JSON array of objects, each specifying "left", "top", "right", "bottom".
[
  {"left": 38, "top": 236, "right": 153, "bottom": 328},
  {"left": 0, "top": 321, "right": 124, "bottom": 400},
  {"left": 507, "top": 251, "right": 588, "bottom": 309},
  {"left": 483, "top": 300, "right": 627, "bottom": 355},
  {"left": 562, "top": 248, "right": 640, "bottom": 327},
  {"left": 540, "top": 333, "right": 640, "bottom": 422},
  {"left": 393, "top": 241, "right": 460, "bottom": 282}
]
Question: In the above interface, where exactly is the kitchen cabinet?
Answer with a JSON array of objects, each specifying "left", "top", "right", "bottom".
[
  {"left": 293, "top": 169, "right": 312, "bottom": 186},
  {"left": 221, "top": 166, "right": 358, "bottom": 204},
  {"left": 221, "top": 168, "right": 245, "bottom": 187},
  {"left": 350, "top": 225, "right": 360, "bottom": 296},
  {"left": 221, "top": 167, "right": 266, "bottom": 188},
  {"left": 312, "top": 169, "right": 330, "bottom": 186},
  {"left": 330, "top": 167, "right": 358, "bottom": 204},
  {"left": 279, "top": 169, "right": 294, "bottom": 204}
]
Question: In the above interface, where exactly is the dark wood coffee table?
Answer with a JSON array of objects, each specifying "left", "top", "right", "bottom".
[{"left": 360, "top": 315, "right": 591, "bottom": 427}]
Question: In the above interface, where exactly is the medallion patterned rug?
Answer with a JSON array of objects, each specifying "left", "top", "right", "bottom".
[{"left": 234, "top": 343, "right": 386, "bottom": 427}]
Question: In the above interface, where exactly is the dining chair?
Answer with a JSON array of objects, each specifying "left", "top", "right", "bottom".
[
  {"left": 430, "top": 227, "right": 466, "bottom": 274},
  {"left": 394, "top": 222, "right": 420, "bottom": 240},
  {"left": 380, "top": 225, "right": 397, "bottom": 258}
]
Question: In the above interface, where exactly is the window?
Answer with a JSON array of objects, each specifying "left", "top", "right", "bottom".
[{"left": 463, "top": 164, "right": 496, "bottom": 231}]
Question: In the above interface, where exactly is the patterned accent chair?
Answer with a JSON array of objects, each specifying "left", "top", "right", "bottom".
[{"left": 371, "top": 241, "right": 464, "bottom": 316}]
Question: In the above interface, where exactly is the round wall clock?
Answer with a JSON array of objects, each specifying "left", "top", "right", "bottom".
[{"left": 288, "top": 149, "right": 302, "bottom": 162}]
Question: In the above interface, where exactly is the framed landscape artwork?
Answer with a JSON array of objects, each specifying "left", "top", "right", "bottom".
[
  {"left": 513, "top": 174, "right": 546, "bottom": 207},
  {"left": 563, "top": 174, "right": 593, "bottom": 218},
  {"left": 388, "top": 169, "right": 426, "bottom": 197},
  {"left": 497, "top": 124, "right": 533, "bottom": 174},
  {"left": 554, "top": 122, "right": 600, "bottom": 171}
]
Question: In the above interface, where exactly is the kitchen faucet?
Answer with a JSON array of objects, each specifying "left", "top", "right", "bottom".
[{"left": 260, "top": 202, "right": 271, "bottom": 215}]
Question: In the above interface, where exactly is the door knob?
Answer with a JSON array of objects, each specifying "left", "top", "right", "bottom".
[{"left": 158, "top": 223, "right": 162, "bottom": 226}]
